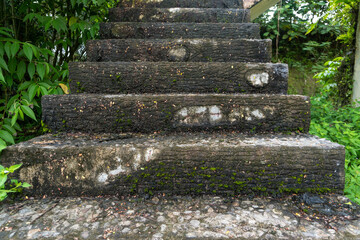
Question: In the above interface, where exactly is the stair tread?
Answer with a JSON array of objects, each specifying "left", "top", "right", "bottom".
[
  {"left": 42, "top": 93, "right": 310, "bottom": 134},
  {"left": 117, "top": 0, "right": 244, "bottom": 8},
  {"left": 69, "top": 62, "right": 288, "bottom": 94},
  {"left": 86, "top": 38, "right": 272, "bottom": 63},
  {"left": 2, "top": 132, "right": 345, "bottom": 196},
  {"left": 100, "top": 22, "right": 261, "bottom": 39},
  {"left": 109, "top": 8, "right": 251, "bottom": 23}
]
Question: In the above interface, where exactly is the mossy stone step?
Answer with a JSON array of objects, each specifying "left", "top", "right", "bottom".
[
  {"left": 117, "top": 0, "right": 244, "bottom": 8},
  {"left": 1, "top": 133, "right": 344, "bottom": 197},
  {"left": 42, "top": 94, "right": 310, "bottom": 134},
  {"left": 109, "top": 8, "right": 250, "bottom": 23},
  {"left": 99, "top": 22, "right": 260, "bottom": 39},
  {"left": 86, "top": 39, "right": 271, "bottom": 62},
  {"left": 69, "top": 62, "right": 288, "bottom": 94}
]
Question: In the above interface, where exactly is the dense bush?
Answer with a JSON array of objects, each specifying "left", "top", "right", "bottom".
[
  {"left": 310, "top": 89, "right": 360, "bottom": 204},
  {"left": 0, "top": 0, "right": 117, "bottom": 150}
]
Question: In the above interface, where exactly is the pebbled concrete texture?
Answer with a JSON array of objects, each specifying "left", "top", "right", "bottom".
[
  {"left": 1, "top": 133, "right": 344, "bottom": 197},
  {"left": 0, "top": 194, "right": 359, "bottom": 239}
]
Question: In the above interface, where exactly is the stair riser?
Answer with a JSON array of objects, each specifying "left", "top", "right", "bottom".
[
  {"left": 100, "top": 22, "right": 260, "bottom": 39},
  {"left": 109, "top": 8, "right": 250, "bottom": 23},
  {"left": 42, "top": 94, "right": 310, "bottom": 134},
  {"left": 86, "top": 39, "right": 272, "bottom": 63},
  {"left": 117, "top": 0, "right": 244, "bottom": 8},
  {"left": 1, "top": 134, "right": 344, "bottom": 196},
  {"left": 69, "top": 62, "right": 288, "bottom": 94}
]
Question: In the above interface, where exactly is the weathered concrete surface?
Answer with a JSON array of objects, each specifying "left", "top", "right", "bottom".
[
  {"left": 41, "top": 94, "right": 310, "bottom": 134},
  {"left": 86, "top": 39, "right": 271, "bottom": 63},
  {"left": 100, "top": 22, "right": 260, "bottom": 39},
  {"left": 109, "top": 8, "right": 250, "bottom": 23},
  {"left": 1, "top": 194, "right": 359, "bottom": 239},
  {"left": 117, "top": 0, "right": 244, "bottom": 8},
  {"left": 69, "top": 62, "right": 288, "bottom": 94},
  {"left": 1, "top": 133, "right": 344, "bottom": 197}
]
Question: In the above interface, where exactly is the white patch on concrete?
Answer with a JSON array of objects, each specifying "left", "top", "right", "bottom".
[
  {"left": 189, "top": 39, "right": 202, "bottom": 45},
  {"left": 109, "top": 166, "right": 126, "bottom": 176},
  {"left": 168, "top": 47, "right": 187, "bottom": 60},
  {"left": 245, "top": 116, "right": 253, "bottom": 121},
  {"left": 168, "top": 8, "right": 181, "bottom": 13},
  {"left": 178, "top": 108, "right": 188, "bottom": 117},
  {"left": 97, "top": 173, "right": 108, "bottom": 183},
  {"left": 251, "top": 109, "right": 265, "bottom": 119},
  {"left": 176, "top": 106, "right": 223, "bottom": 126},
  {"left": 209, "top": 106, "right": 222, "bottom": 123},
  {"left": 133, "top": 153, "right": 142, "bottom": 170},
  {"left": 145, "top": 148, "right": 159, "bottom": 162},
  {"left": 248, "top": 73, "right": 269, "bottom": 87},
  {"left": 196, "top": 107, "right": 207, "bottom": 114}
]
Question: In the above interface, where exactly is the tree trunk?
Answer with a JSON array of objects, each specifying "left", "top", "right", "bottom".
[{"left": 352, "top": 3, "right": 360, "bottom": 106}]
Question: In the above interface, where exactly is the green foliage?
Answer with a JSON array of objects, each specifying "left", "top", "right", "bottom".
[
  {"left": 0, "top": 164, "right": 31, "bottom": 201},
  {"left": 0, "top": 27, "right": 66, "bottom": 151},
  {"left": 0, "top": 0, "right": 117, "bottom": 151},
  {"left": 310, "top": 90, "right": 360, "bottom": 204}
]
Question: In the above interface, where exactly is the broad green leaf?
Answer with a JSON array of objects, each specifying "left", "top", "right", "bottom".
[
  {"left": 0, "top": 69, "right": 5, "bottom": 84},
  {"left": 0, "top": 138, "right": 6, "bottom": 147},
  {"left": 23, "top": 44, "right": 33, "bottom": 62},
  {"left": 40, "top": 86, "right": 48, "bottom": 95},
  {"left": 17, "top": 61, "right": 26, "bottom": 80},
  {"left": 69, "top": 17, "right": 78, "bottom": 26},
  {"left": 20, "top": 105, "right": 37, "bottom": 121},
  {"left": 11, "top": 111, "right": 18, "bottom": 126},
  {"left": 2, "top": 124, "right": 16, "bottom": 135},
  {"left": 10, "top": 42, "right": 20, "bottom": 58},
  {"left": 18, "top": 81, "right": 32, "bottom": 91},
  {"left": 0, "top": 130, "right": 15, "bottom": 144},
  {"left": 0, "top": 42, "right": 4, "bottom": 56},
  {"left": 0, "top": 57, "right": 9, "bottom": 72},
  {"left": 0, "top": 175, "right": 7, "bottom": 188},
  {"left": 8, "top": 164, "right": 22, "bottom": 173},
  {"left": 53, "top": 18, "right": 67, "bottom": 32},
  {"left": 22, "top": 182, "right": 31, "bottom": 188},
  {"left": 28, "top": 84, "right": 37, "bottom": 101},
  {"left": 0, "top": 191, "right": 7, "bottom": 201},
  {"left": 36, "top": 63, "right": 45, "bottom": 80},
  {"left": 30, "top": 44, "right": 39, "bottom": 59},
  {"left": 4, "top": 42, "right": 11, "bottom": 59},
  {"left": 28, "top": 62, "right": 35, "bottom": 79},
  {"left": 18, "top": 109, "right": 24, "bottom": 121}
]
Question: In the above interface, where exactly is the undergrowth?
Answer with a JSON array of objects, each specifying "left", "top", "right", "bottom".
[{"left": 310, "top": 90, "right": 360, "bottom": 204}]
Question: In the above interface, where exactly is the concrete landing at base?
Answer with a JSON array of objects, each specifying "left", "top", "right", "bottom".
[{"left": 1, "top": 133, "right": 344, "bottom": 197}]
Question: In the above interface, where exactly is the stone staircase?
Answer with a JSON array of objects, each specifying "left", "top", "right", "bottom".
[{"left": 1, "top": 0, "right": 345, "bottom": 197}]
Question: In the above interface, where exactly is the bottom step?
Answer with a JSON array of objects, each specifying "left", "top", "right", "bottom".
[{"left": 1, "top": 133, "right": 345, "bottom": 197}]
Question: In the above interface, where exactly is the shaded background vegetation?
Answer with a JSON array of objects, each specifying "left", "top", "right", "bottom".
[{"left": 0, "top": 0, "right": 359, "bottom": 203}]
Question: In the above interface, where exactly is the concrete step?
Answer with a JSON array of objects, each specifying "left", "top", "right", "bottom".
[
  {"left": 117, "top": 0, "right": 244, "bottom": 8},
  {"left": 42, "top": 94, "right": 310, "bottom": 134},
  {"left": 86, "top": 39, "right": 272, "bottom": 62},
  {"left": 1, "top": 133, "right": 344, "bottom": 196},
  {"left": 99, "top": 22, "right": 260, "bottom": 39},
  {"left": 109, "top": 8, "right": 250, "bottom": 23},
  {"left": 69, "top": 62, "right": 288, "bottom": 94}
]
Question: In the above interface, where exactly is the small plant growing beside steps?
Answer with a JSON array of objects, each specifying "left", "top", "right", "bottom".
[{"left": 0, "top": 164, "right": 31, "bottom": 201}]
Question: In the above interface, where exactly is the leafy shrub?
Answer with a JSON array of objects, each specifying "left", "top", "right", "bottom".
[
  {"left": 0, "top": 164, "right": 31, "bottom": 201},
  {"left": 0, "top": 27, "right": 67, "bottom": 151},
  {"left": 310, "top": 90, "right": 360, "bottom": 204}
]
